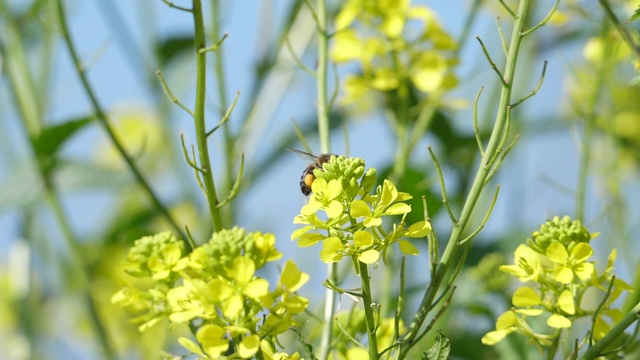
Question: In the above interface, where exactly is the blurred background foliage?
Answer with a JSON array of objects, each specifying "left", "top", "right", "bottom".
[{"left": 0, "top": 0, "right": 639, "bottom": 358}]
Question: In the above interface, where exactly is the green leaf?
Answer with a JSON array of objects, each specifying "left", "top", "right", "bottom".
[
  {"left": 424, "top": 330, "right": 450, "bottom": 360},
  {"left": 630, "top": 5, "right": 640, "bottom": 22},
  {"left": 32, "top": 116, "right": 92, "bottom": 157},
  {"left": 155, "top": 35, "right": 194, "bottom": 66}
]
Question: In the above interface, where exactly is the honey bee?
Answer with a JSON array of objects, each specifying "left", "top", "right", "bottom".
[{"left": 288, "top": 148, "right": 334, "bottom": 195}]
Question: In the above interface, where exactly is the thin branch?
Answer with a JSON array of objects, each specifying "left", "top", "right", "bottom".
[
  {"left": 580, "top": 301, "right": 640, "bottom": 359},
  {"left": 161, "top": 0, "right": 192, "bottom": 12},
  {"left": 198, "top": 32, "right": 229, "bottom": 54},
  {"left": 216, "top": 153, "right": 245, "bottom": 208},
  {"left": 473, "top": 86, "right": 485, "bottom": 156},
  {"left": 499, "top": 0, "right": 516, "bottom": 18},
  {"left": 521, "top": 0, "right": 560, "bottom": 37},
  {"left": 486, "top": 105, "right": 512, "bottom": 169},
  {"left": 589, "top": 276, "right": 616, "bottom": 347},
  {"left": 496, "top": 17, "right": 509, "bottom": 56},
  {"left": 598, "top": 0, "right": 640, "bottom": 59},
  {"left": 156, "top": 70, "right": 194, "bottom": 116},
  {"left": 290, "top": 117, "right": 313, "bottom": 153},
  {"left": 179, "top": 134, "right": 206, "bottom": 193},
  {"left": 328, "top": 62, "right": 340, "bottom": 112},
  {"left": 413, "top": 287, "right": 457, "bottom": 344},
  {"left": 485, "top": 134, "right": 519, "bottom": 184},
  {"left": 55, "top": 0, "right": 189, "bottom": 248},
  {"left": 334, "top": 317, "right": 367, "bottom": 349},
  {"left": 206, "top": 91, "right": 240, "bottom": 137},
  {"left": 476, "top": 36, "right": 507, "bottom": 86},
  {"left": 428, "top": 146, "right": 458, "bottom": 223},
  {"left": 394, "top": 256, "right": 406, "bottom": 341},
  {"left": 285, "top": 36, "right": 317, "bottom": 77},
  {"left": 302, "top": 0, "right": 322, "bottom": 33},
  {"left": 459, "top": 185, "right": 500, "bottom": 245},
  {"left": 184, "top": 225, "right": 198, "bottom": 250},
  {"left": 510, "top": 60, "right": 548, "bottom": 108}
]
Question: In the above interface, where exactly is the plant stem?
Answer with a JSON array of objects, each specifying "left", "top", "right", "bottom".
[
  {"left": 4, "top": 6, "right": 115, "bottom": 357},
  {"left": 319, "top": 262, "right": 337, "bottom": 360},
  {"left": 579, "top": 301, "right": 640, "bottom": 360},
  {"left": 54, "top": 0, "right": 190, "bottom": 249},
  {"left": 210, "top": 0, "right": 235, "bottom": 227},
  {"left": 46, "top": 188, "right": 116, "bottom": 360},
  {"left": 359, "top": 261, "right": 379, "bottom": 360},
  {"left": 316, "top": 0, "right": 330, "bottom": 154},
  {"left": 400, "top": 0, "right": 533, "bottom": 355},
  {"left": 192, "top": 0, "right": 223, "bottom": 232},
  {"left": 315, "top": 0, "right": 335, "bottom": 358},
  {"left": 576, "top": 16, "right": 609, "bottom": 222}
]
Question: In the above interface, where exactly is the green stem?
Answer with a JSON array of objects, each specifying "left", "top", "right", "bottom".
[
  {"left": 211, "top": 0, "right": 235, "bottom": 227},
  {"left": 597, "top": 0, "right": 640, "bottom": 60},
  {"left": 192, "top": 0, "right": 223, "bottom": 232},
  {"left": 576, "top": 16, "right": 609, "bottom": 222},
  {"left": 315, "top": 0, "right": 335, "bottom": 358},
  {"left": 390, "top": 50, "right": 410, "bottom": 183},
  {"left": 359, "top": 261, "right": 379, "bottom": 360},
  {"left": 319, "top": 263, "right": 337, "bottom": 360},
  {"left": 579, "top": 302, "right": 640, "bottom": 360},
  {"left": 46, "top": 188, "right": 116, "bottom": 360},
  {"left": 54, "top": 0, "right": 190, "bottom": 249},
  {"left": 400, "top": 0, "right": 532, "bottom": 355},
  {"left": 316, "top": 0, "right": 330, "bottom": 154},
  {"left": 546, "top": 328, "right": 562, "bottom": 360},
  {"left": 3, "top": 6, "right": 115, "bottom": 358}
]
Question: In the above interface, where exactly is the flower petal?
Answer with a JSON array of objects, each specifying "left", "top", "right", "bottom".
[
  {"left": 350, "top": 200, "right": 371, "bottom": 218},
  {"left": 358, "top": 250, "right": 380, "bottom": 264},
  {"left": 353, "top": 230, "right": 373, "bottom": 248},
  {"left": 570, "top": 242, "right": 593, "bottom": 262},
  {"left": 557, "top": 290, "right": 575, "bottom": 315},
  {"left": 512, "top": 287, "right": 541, "bottom": 307},
  {"left": 546, "top": 242, "right": 569, "bottom": 264},
  {"left": 547, "top": 314, "right": 572, "bottom": 328}
]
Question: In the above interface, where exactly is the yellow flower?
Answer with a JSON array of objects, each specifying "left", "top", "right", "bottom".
[
  {"left": 499, "top": 244, "right": 542, "bottom": 282},
  {"left": 546, "top": 242, "right": 594, "bottom": 284}
]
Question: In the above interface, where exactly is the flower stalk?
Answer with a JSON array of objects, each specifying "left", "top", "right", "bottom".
[
  {"left": 401, "top": 0, "right": 536, "bottom": 355},
  {"left": 192, "top": 0, "right": 223, "bottom": 232}
]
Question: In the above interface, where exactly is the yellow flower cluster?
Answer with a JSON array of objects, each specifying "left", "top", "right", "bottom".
[
  {"left": 330, "top": 0, "right": 458, "bottom": 107},
  {"left": 112, "top": 228, "right": 308, "bottom": 359},
  {"left": 482, "top": 216, "right": 631, "bottom": 348}
]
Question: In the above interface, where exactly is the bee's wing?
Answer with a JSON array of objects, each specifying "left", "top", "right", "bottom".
[{"left": 287, "top": 148, "right": 319, "bottom": 161}]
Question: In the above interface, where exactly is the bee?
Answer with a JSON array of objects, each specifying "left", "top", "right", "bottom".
[{"left": 288, "top": 148, "right": 334, "bottom": 196}]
